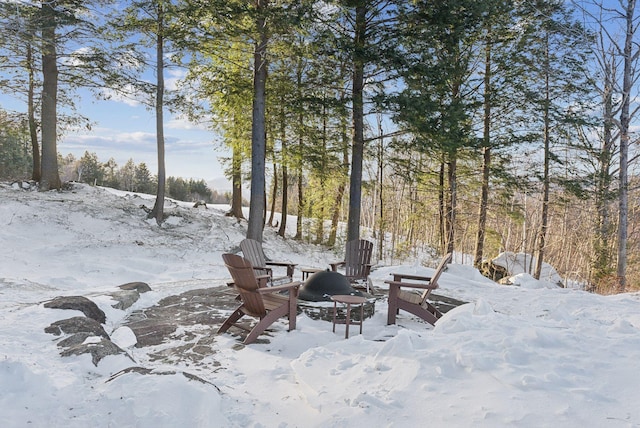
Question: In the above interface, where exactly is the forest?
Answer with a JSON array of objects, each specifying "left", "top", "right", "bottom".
[{"left": 0, "top": 0, "right": 639, "bottom": 294}]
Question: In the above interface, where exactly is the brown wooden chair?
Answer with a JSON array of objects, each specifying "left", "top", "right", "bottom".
[
  {"left": 218, "top": 253, "right": 301, "bottom": 344},
  {"left": 330, "top": 239, "right": 374, "bottom": 292},
  {"left": 385, "top": 252, "right": 452, "bottom": 326},
  {"left": 240, "top": 238, "right": 296, "bottom": 285}
]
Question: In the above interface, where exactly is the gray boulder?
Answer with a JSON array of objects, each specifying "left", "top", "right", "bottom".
[{"left": 44, "top": 296, "right": 106, "bottom": 324}]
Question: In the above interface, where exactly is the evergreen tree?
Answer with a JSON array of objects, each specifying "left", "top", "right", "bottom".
[
  {"left": 78, "top": 151, "right": 104, "bottom": 185},
  {"left": 388, "top": 0, "right": 489, "bottom": 254}
]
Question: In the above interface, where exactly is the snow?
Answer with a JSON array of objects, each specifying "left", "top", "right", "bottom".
[{"left": 1, "top": 182, "right": 640, "bottom": 427}]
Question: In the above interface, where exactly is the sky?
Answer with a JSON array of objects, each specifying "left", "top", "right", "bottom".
[
  {"left": 0, "top": 74, "right": 233, "bottom": 190},
  {"left": 1, "top": 182, "right": 640, "bottom": 427}
]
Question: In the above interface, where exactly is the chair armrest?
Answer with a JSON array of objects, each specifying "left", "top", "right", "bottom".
[
  {"left": 266, "top": 261, "right": 296, "bottom": 268},
  {"left": 252, "top": 266, "right": 273, "bottom": 275},
  {"left": 330, "top": 261, "right": 345, "bottom": 271},
  {"left": 266, "top": 261, "right": 296, "bottom": 277},
  {"left": 255, "top": 274, "right": 270, "bottom": 288},
  {"left": 258, "top": 281, "right": 301, "bottom": 294},
  {"left": 391, "top": 273, "right": 432, "bottom": 282},
  {"left": 385, "top": 280, "right": 438, "bottom": 290}
]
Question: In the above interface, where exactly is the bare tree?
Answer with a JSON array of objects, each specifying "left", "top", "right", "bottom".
[{"left": 615, "top": 0, "right": 639, "bottom": 292}]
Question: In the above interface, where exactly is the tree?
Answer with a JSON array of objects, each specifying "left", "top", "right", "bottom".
[
  {"left": 39, "top": 0, "right": 62, "bottom": 190},
  {"left": 514, "top": 0, "right": 592, "bottom": 279},
  {"left": 0, "top": 1, "right": 100, "bottom": 188},
  {"left": 114, "top": 0, "right": 170, "bottom": 223},
  {"left": 472, "top": 0, "right": 516, "bottom": 268},
  {"left": 119, "top": 158, "right": 136, "bottom": 191},
  {"left": 135, "top": 162, "right": 154, "bottom": 194},
  {"left": 389, "top": 0, "right": 489, "bottom": 254},
  {"left": 78, "top": 151, "right": 104, "bottom": 185},
  {"left": 246, "top": 0, "right": 269, "bottom": 241},
  {"left": 0, "top": 110, "right": 31, "bottom": 180},
  {"left": 614, "top": 0, "right": 639, "bottom": 292}
]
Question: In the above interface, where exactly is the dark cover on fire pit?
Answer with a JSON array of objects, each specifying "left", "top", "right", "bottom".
[{"left": 298, "top": 270, "right": 364, "bottom": 302}]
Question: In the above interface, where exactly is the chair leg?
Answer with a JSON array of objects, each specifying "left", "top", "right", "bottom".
[
  {"left": 243, "top": 307, "right": 286, "bottom": 344},
  {"left": 288, "top": 297, "right": 297, "bottom": 331},
  {"left": 217, "top": 307, "right": 244, "bottom": 334},
  {"left": 387, "top": 285, "right": 399, "bottom": 325}
]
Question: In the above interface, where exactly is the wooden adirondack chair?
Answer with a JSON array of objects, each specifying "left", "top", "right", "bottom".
[
  {"left": 330, "top": 239, "right": 374, "bottom": 292},
  {"left": 240, "top": 238, "right": 296, "bottom": 285},
  {"left": 218, "top": 253, "right": 300, "bottom": 344},
  {"left": 385, "top": 252, "right": 452, "bottom": 326}
]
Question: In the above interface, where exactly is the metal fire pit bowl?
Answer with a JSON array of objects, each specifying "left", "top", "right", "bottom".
[{"left": 298, "top": 270, "right": 364, "bottom": 302}]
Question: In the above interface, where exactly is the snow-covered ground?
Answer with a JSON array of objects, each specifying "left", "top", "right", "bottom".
[{"left": 1, "top": 183, "right": 639, "bottom": 427}]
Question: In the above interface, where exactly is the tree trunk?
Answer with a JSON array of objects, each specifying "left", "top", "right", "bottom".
[
  {"left": 445, "top": 153, "right": 457, "bottom": 255},
  {"left": 247, "top": 0, "right": 269, "bottom": 242},
  {"left": 150, "top": 4, "right": 166, "bottom": 225},
  {"left": 268, "top": 161, "right": 277, "bottom": 227},
  {"left": 39, "top": 1, "right": 61, "bottom": 191},
  {"left": 474, "top": 35, "right": 492, "bottom": 269},
  {"left": 328, "top": 108, "right": 350, "bottom": 247},
  {"left": 346, "top": 3, "right": 366, "bottom": 242},
  {"left": 228, "top": 141, "right": 245, "bottom": 218},
  {"left": 27, "top": 42, "right": 41, "bottom": 182},
  {"left": 592, "top": 52, "right": 615, "bottom": 284},
  {"left": 377, "top": 113, "right": 384, "bottom": 261},
  {"left": 295, "top": 166, "right": 304, "bottom": 240},
  {"left": 534, "top": 34, "right": 551, "bottom": 280},
  {"left": 616, "top": 0, "right": 636, "bottom": 293},
  {"left": 438, "top": 160, "right": 445, "bottom": 252},
  {"left": 277, "top": 162, "right": 288, "bottom": 237}
]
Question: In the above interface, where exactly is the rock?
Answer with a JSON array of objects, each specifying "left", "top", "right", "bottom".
[
  {"left": 44, "top": 296, "right": 106, "bottom": 324},
  {"left": 57, "top": 332, "right": 95, "bottom": 348},
  {"left": 118, "top": 282, "right": 152, "bottom": 293},
  {"left": 45, "top": 316, "right": 109, "bottom": 339},
  {"left": 60, "top": 338, "right": 130, "bottom": 366},
  {"left": 110, "top": 289, "right": 141, "bottom": 310}
]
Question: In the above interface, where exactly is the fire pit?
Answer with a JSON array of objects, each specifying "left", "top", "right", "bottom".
[
  {"left": 297, "top": 271, "right": 375, "bottom": 322},
  {"left": 298, "top": 270, "right": 363, "bottom": 302}
]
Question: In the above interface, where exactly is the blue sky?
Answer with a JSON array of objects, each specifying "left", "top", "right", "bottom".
[{"left": 0, "top": 83, "right": 232, "bottom": 191}]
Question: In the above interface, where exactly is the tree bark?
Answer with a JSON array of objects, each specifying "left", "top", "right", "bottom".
[
  {"left": 150, "top": 4, "right": 166, "bottom": 225},
  {"left": 247, "top": 0, "right": 269, "bottom": 242},
  {"left": 474, "top": 36, "right": 492, "bottom": 269},
  {"left": 445, "top": 153, "right": 457, "bottom": 255},
  {"left": 616, "top": 0, "right": 636, "bottom": 293},
  {"left": 346, "top": 3, "right": 366, "bottom": 242},
  {"left": 277, "top": 162, "right": 288, "bottom": 237},
  {"left": 534, "top": 33, "right": 551, "bottom": 280},
  {"left": 39, "top": 1, "right": 61, "bottom": 191},
  {"left": 268, "top": 161, "right": 277, "bottom": 227},
  {"left": 27, "top": 42, "right": 41, "bottom": 182},
  {"left": 228, "top": 141, "right": 245, "bottom": 218}
]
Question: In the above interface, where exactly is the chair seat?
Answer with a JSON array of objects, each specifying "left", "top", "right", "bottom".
[
  {"left": 386, "top": 253, "right": 452, "bottom": 326},
  {"left": 261, "top": 293, "right": 289, "bottom": 310},
  {"left": 398, "top": 290, "right": 423, "bottom": 305}
]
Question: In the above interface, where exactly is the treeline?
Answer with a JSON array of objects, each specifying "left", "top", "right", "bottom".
[
  {"left": 0, "top": 111, "right": 31, "bottom": 179},
  {"left": 59, "top": 150, "right": 231, "bottom": 204},
  {"left": 0, "top": 117, "right": 229, "bottom": 204}
]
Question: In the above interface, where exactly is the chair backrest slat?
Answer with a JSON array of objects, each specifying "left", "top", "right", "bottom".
[
  {"left": 344, "top": 239, "right": 373, "bottom": 279},
  {"left": 223, "top": 253, "right": 266, "bottom": 316},
  {"left": 240, "top": 239, "right": 270, "bottom": 277},
  {"left": 420, "top": 252, "right": 452, "bottom": 304}
]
